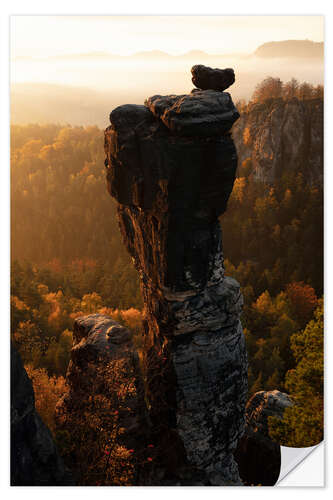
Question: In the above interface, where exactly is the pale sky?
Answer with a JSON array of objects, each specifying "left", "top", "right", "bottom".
[{"left": 11, "top": 15, "right": 324, "bottom": 58}]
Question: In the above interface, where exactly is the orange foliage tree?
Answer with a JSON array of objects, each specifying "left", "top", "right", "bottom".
[
  {"left": 25, "top": 365, "right": 67, "bottom": 434},
  {"left": 285, "top": 282, "right": 318, "bottom": 327}
]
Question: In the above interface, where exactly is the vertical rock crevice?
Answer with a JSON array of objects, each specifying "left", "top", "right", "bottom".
[{"left": 104, "top": 74, "right": 248, "bottom": 484}]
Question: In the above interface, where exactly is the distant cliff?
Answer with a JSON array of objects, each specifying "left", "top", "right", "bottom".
[
  {"left": 254, "top": 40, "right": 324, "bottom": 59},
  {"left": 232, "top": 97, "right": 323, "bottom": 184}
]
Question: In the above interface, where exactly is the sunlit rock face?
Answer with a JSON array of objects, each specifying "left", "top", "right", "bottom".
[
  {"left": 232, "top": 98, "right": 323, "bottom": 184},
  {"left": 104, "top": 88, "right": 248, "bottom": 485}
]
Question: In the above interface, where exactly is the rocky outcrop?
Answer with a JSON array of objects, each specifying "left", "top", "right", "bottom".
[
  {"left": 104, "top": 83, "right": 248, "bottom": 484},
  {"left": 232, "top": 98, "right": 323, "bottom": 184},
  {"left": 11, "top": 345, "right": 73, "bottom": 486},
  {"left": 235, "top": 390, "right": 293, "bottom": 486},
  {"left": 55, "top": 314, "right": 148, "bottom": 483},
  {"left": 254, "top": 40, "right": 324, "bottom": 59},
  {"left": 191, "top": 65, "right": 235, "bottom": 92},
  {"left": 145, "top": 90, "right": 239, "bottom": 136}
]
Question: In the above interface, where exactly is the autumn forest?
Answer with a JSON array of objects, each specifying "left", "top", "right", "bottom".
[{"left": 11, "top": 78, "right": 323, "bottom": 474}]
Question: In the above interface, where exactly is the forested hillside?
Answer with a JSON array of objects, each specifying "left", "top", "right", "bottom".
[
  {"left": 11, "top": 125, "right": 119, "bottom": 264},
  {"left": 10, "top": 82, "right": 323, "bottom": 446}
]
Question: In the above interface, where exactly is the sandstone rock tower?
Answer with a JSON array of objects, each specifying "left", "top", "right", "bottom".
[{"left": 104, "top": 66, "right": 248, "bottom": 484}]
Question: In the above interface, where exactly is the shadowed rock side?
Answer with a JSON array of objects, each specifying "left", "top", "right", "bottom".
[
  {"left": 11, "top": 345, "right": 73, "bottom": 486},
  {"left": 234, "top": 390, "right": 293, "bottom": 486},
  {"left": 104, "top": 89, "right": 248, "bottom": 485}
]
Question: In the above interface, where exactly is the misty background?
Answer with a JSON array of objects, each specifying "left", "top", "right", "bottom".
[{"left": 11, "top": 31, "right": 324, "bottom": 128}]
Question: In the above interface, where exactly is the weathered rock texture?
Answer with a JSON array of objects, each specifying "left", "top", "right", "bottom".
[
  {"left": 146, "top": 90, "right": 239, "bottom": 136},
  {"left": 232, "top": 98, "right": 323, "bottom": 184},
  {"left": 56, "top": 314, "right": 146, "bottom": 438},
  {"left": 191, "top": 65, "right": 235, "bottom": 92},
  {"left": 104, "top": 88, "right": 248, "bottom": 484},
  {"left": 55, "top": 314, "right": 148, "bottom": 483},
  {"left": 11, "top": 345, "right": 73, "bottom": 486},
  {"left": 235, "top": 390, "right": 293, "bottom": 486}
]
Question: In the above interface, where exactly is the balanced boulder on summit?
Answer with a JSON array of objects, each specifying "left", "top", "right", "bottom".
[{"left": 191, "top": 64, "right": 235, "bottom": 92}]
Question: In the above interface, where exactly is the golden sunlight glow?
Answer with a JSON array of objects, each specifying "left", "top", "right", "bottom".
[
  {"left": 10, "top": 15, "right": 324, "bottom": 126},
  {"left": 11, "top": 15, "right": 323, "bottom": 59}
]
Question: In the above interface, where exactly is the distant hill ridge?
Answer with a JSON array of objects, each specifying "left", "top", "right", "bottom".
[
  {"left": 13, "top": 49, "right": 240, "bottom": 61},
  {"left": 255, "top": 40, "right": 323, "bottom": 58},
  {"left": 13, "top": 40, "right": 323, "bottom": 62}
]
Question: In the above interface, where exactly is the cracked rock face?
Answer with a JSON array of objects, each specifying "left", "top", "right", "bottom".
[
  {"left": 235, "top": 390, "right": 293, "bottom": 486},
  {"left": 104, "top": 88, "right": 248, "bottom": 484}
]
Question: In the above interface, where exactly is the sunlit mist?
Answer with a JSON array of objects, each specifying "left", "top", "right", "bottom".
[{"left": 10, "top": 15, "right": 324, "bottom": 127}]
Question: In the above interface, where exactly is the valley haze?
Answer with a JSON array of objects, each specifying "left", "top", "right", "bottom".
[{"left": 11, "top": 41, "right": 323, "bottom": 128}]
